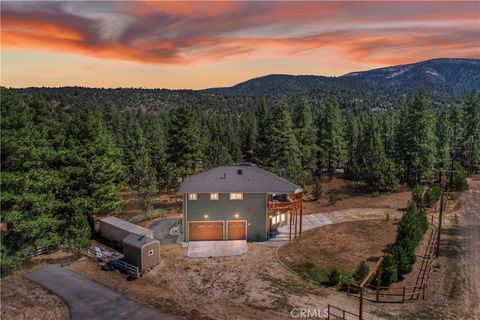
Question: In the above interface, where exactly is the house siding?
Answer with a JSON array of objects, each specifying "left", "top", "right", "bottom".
[{"left": 184, "top": 192, "right": 267, "bottom": 241}]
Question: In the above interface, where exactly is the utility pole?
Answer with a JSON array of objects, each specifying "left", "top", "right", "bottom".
[
  {"left": 436, "top": 170, "right": 446, "bottom": 257},
  {"left": 468, "top": 135, "right": 474, "bottom": 178}
]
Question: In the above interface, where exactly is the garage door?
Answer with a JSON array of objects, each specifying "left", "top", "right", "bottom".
[
  {"left": 188, "top": 222, "right": 224, "bottom": 241},
  {"left": 227, "top": 221, "right": 247, "bottom": 240}
]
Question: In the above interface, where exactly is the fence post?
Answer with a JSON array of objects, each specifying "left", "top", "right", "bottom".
[
  {"left": 402, "top": 287, "right": 406, "bottom": 303},
  {"left": 327, "top": 305, "right": 330, "bottom": 320},
  {"left": 359, "top": 288, "right": 363, "bottom": 320},
  {"left": 422, "top": 283, "right": 426, "bottom": 300}
]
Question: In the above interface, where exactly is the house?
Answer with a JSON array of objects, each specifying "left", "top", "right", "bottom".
[{"left": 179, "top": 165, "right": 303, "bottom": 242}]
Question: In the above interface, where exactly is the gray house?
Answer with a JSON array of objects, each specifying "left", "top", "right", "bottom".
[{"left": 179, "top": 165, "right": 303, "bottom": 242}]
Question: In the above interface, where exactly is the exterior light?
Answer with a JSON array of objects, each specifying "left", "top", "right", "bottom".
[
  {"left": 234, "top": 213, "right": 240, "bottom": 218},
  {"left": 203, "top": 214, "right": 209, "bottom": 219}
]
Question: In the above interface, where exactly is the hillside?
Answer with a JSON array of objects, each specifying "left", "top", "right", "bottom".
[{"left": 204, "top": 58, "right": 480, "bottom": 97}]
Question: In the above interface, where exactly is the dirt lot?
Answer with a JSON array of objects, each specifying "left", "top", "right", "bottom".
[
  {"left": 303, "top": 177, "right": 411, "bottom": 214},
  {"left": 278, "top": 219, "right": 398, "bottom": 281},
  {"left": 66, "top": 244, "right": 353, "bottom": 320},
  {"left": 1, "top": 250, "right": 77, "bottom": 320}
]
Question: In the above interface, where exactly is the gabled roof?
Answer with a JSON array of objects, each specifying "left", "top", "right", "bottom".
[{"left": 179, "top": 166, "right": 302, "bottom": 194}]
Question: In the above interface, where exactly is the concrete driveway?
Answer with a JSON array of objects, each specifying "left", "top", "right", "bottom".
[
  {"left": 27, "top": 265, "right": 176, "bottom": 320},
  {"left": 187, "top": 240, "right": 248, "bottom": 258}
]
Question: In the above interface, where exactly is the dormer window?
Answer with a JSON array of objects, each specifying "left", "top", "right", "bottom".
[
  {"left": 230, "top": 193, "right": 243, "bottom": 200},
  {"left": 210, "top": 193, "right": 219, "bottom": 200},
  {"left": 188, "top": 193, "right": 197, "bottom": 200}
]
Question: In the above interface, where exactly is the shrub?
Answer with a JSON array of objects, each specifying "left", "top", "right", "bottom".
[
  {"left": 381, "top": 254, "right": 398, "bottom": 286},
  {"left": 329, "top": 192, "right": 348, "bottom": 204},
  {"left": 312, "top": 178, "right": 323, "bottom": 200},
  {"left": 293, "top": 261, "right": 325, "bottom": 283},
  {"left": 352, "top": 261, "right": 370, "bottom": 283},
  {"left": 426, "top": 184, "right": 442, "bottom": 206},
  {"left": 412, "top": 184, "right": 423, "bottom": 207},
  {"left": 328, "top": 269, "right": 341, "bottom": 286}
]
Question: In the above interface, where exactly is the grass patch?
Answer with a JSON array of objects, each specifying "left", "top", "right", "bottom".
[
  {"left": 328, "top": 192, "right": 349, "bottom": 204},
  {"left": 291, "top": 261, "right": 332, "bottom": 284}
]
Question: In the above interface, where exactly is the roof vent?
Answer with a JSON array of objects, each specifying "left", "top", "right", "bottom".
[{"left": 237, "top": 169, "right": 243, "bottom": 175}]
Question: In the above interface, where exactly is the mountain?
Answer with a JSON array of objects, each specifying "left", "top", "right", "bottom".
[{"left": 203, "top": 58, "right": 480, "bottom": 97}]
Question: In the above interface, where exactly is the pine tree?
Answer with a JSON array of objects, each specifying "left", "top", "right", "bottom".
[
  {"left": 255, "top": 98, "right": 273, "bottom": 165},
  {"left": 123, "top": 115, "right": 156, "bottom": 197},
  {"left": 361, "top": 117, "right": 398, "bottom": 192},
  {"left": 463, "top": 90, "right": 480, "bottom": 174},
  {"left": 344, "top": 112, "right": 361, "bottom": 180},
  {"left": 316, "top": 100, "right": 346, "bottom": 178},
  {"left": 141, "top": 116, "right": 173, "bottom": 191},
  {"left": 397, "top": 88, "right": 437, "bottom": 185},
  {"left": 263, "top": 98, "right": 303, "bottom": 184},
  {"left": 435, "top": 110, "right": 452, "bottom": 169},
  {"left": 62, "top": 107, "right": 124, "bottom": 236},
  {"left": 293, "top": 94, "right": 317, "bottom": 182},
  {"left": 1, "top": 94, "right": 66, "bottom": 273},
  {"left": 167, "top": 104, "right": 203, "bottom": 179}
]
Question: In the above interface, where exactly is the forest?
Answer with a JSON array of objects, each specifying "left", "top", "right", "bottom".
[{"left": 1, "top": 87, "right": 479, "bottom": 274}]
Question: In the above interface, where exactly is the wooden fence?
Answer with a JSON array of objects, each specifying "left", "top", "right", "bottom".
[
  {"left": 346, "top": 225, "right": 438, "bottom": 304},
  {"left": 327, "top": 305, "right": 359, "bottom": 320},
  {"left": 86, "top": 247, "right": 140, "bottom": 279}
]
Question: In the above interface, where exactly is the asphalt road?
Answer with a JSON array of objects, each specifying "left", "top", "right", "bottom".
[{"left": 27, "top": 265, "right": 176, "bottom": 320}]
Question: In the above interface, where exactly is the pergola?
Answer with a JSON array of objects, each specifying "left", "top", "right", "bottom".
[{"left": 267, "top": 192, "right": 303, "bottom": 241}]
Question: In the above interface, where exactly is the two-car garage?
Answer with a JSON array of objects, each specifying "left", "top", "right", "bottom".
[{"left": 188, "top": 221, "right": 246, "bottom": 241}]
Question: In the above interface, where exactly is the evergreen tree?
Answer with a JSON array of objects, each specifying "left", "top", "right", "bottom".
[
  {"left": 381, "top": 254, "right": 398, "bottom": 286},
  {"left": 62, "top": 107, "right": 124, "bottom": 236},
  {"left": 263, "top": 98, "right": 303, "bottom": 184},
  {"left": 141, "top": 116, "right": 173, "bottom": 191},
  {"left": 463, "top": 90, "right": 480, "bottom": 174},
  {"left": 123, "top": 115, "right": 156, "bottom": 197},
  {"left": 344, "top": 112, "right": 361, "bottom": 180},
  {"left": 167, "top": 104, "right": 203, "bottom": 179},
  {"left": 352, "top": 261, "right": 370, "bottom": 283},
  {"left": 361, "top": 117, "right": 398, "bottom": 192},
  {"left": 255, "top": 98, "right": 273, "bottom": 165},
  {"left": 316, "top": 100, "right": 346, "bottom": 178},
  {"left": 293, "top": 94, "right": 317, "bottom": 182},
  {"left": 312, "top": 177, "right": 323, "bottom": 200},
  {"left": 397, "top": 88, "right": 437, "bottom": 185},
  {"left": 1, "top": 94, "right": 65, "bottom": 273},
  {"left": 435, "top": 110, "right": 452, "bottom": 169}
]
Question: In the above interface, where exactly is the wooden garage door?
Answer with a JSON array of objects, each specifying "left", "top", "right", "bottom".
[
  {"left": 227, "top": 221, "right": 246, "bottom": 240},
  {"left": 189, "top": 222, "right": 224, "bottom": 241}
]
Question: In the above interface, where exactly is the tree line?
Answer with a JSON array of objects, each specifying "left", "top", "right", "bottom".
[{"left": 1, "top": 88, "right": 479, "bottom": 274}]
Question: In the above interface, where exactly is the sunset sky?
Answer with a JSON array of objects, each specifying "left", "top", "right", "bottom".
[{"left": 1, "top": 1, "right": 479, "bottom": 89}]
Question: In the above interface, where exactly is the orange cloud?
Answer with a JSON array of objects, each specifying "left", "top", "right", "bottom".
[{"left": 1, "top": 1, "right": 479, "bottom": 68}]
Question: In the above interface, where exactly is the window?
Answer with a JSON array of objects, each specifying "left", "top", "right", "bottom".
[
  {"left": 188, "top": 193, "right": 197, "bottom": 200},
  {"left": 148, "top": 250, "right": 154, "bottom": 256},
  {"left": 230, "top": 193, "right": 243, "bottom": 200},
  {"left": 210, "top": 193, "right": 219, "bottom": 200}
]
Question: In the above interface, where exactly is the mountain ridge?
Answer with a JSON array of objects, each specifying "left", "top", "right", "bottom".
[{"left": 202, "top": 58, "right": 480, "bottom": 96}]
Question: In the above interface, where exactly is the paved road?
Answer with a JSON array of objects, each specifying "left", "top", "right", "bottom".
[{"left": 27, "top": 265, "right": 176, "bottom": 320}]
